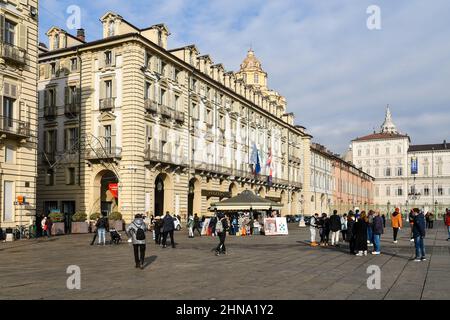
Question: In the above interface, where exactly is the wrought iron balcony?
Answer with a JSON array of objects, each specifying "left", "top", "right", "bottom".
[
  {"left": 0, "top": 42, "right": 26, "bottom": 65},
  {"left": 144, "top": 99, "right": 158, "bottom": 113},
  {"left": 145, "top": 149, "right": 188, "bottom": 166},
  {"left": 0, "top": 116, "right": 31, "bottom": 138},
  {"left": 174, "top": 111, "right": 185, "bottom": 123},
  {"left": 64, "top": 103, "right": 79, "bottom": 117},
  {"left": 99, "top": 97, "right": 115, "bottom": 111},
  {"left": 160, "top": 105, "right": 173, "bottom": 118},
  {"left": 86, "top": 147, "right": 122, "bottom": 160},
  {"left": 44, "top": 106, "right": 57, "bottom": 119}
]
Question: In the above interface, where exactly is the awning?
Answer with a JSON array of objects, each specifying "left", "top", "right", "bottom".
[{"left": 209, "top": 190, "right": 283, "bottom": 211}]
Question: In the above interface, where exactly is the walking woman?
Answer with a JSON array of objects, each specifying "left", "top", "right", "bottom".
[
  {"left": 215, "top": 213, "right": 229, "bottom": 255},
  {"left": 391, "top": 208, "right": 403, "bottom": 244},
  {"left": 187, "top": 214, "right": 194, "bottom": 238},
  {"left": 354, "top": 211, "right": 368, "bottom": 256}
]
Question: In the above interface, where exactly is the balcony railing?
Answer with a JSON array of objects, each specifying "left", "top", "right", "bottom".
[
  {"left": 99, "top": 97, "right": 116, "bottom": 111},
  {"left": 64, "top": 103, "right": 79, "bottom": 116},
  {"left": 160, "top": 105, "right": 173, "bottom": 118},
  {"left": 0, "top": 42, "right": 26, "bottom": 65},
  {"left": 44, "top": 106, "right": 57, "bottom": 119},
  {"left": 174, "top": 111, "right": 185, "bottom": 123},
  {"left": 144, "top": 99, "right": 158, "bottom": 113},
  {"left": 0, "top": 116, "right": 31, "bottom": 138},
  {"left": 86, "top": 147, "right": 122, "bottom": 160},
  {"left": 145, "top": 149, "right": 188, "bottom": 166}
]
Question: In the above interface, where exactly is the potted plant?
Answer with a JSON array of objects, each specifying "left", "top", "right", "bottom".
[
  {"left": 48, "top": 212, "right": 65, "bottom": 235},
  {"left": 109, "top": 211, "right": 123, "bottom": 231},
  {"left": 89, "top": 212, "right": 100, "bottom": 233},
  {"left": 71, "top": 212, "right": 89, "bottom": 234}
]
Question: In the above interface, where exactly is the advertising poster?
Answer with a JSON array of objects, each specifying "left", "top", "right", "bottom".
[
  {"left": 201, "top": 218, "right": 211, "bottom": 236},
  {"left": 264, "top": 217, "right": 289, "bottom": 236}
]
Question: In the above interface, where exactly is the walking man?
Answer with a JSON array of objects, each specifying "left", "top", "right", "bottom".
[
  {"left": 126, "top": 214, "right": 147, "bottom": 269},
  {"left": 372, "top": 210, "right": 384, "bottom": 255},
  {"left": 215, "top": 213, "right": 228, "bottom": 255},
  {"left": 96, "top": 213, "right": 109, "bottom": 245},
  {"left": 162, "top": 211, "right": 176, "bottom": 248},
  {"left": 412, "top": 208, "right": 426, "bottom": 262},
  {"left": 391, "top": 208, "right": 402, "bottom": 244},
  {"left": 330, "top": 210, "right": 341, "bottom": 246},
  {"left": 193, "top": 213, "right": 202, "bottom": 237},
  {"left": 310, "top": 213, "right": 319, "bottom": 247},
  {"left": 154, "top": 216, "right": 163, "bottom": 245}
]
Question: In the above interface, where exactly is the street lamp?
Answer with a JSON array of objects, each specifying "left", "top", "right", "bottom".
[
  {"left": 434, "top": 200, "right": 438, "bottom": 216},
  {"left": 387, "top": 201, "right": 391, "bottom": 215}
]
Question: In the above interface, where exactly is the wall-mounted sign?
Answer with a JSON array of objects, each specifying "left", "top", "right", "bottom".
[
  {"left": 14, "top": 195, "right": 30, "bottom": 205},
  {"left": 109, "top": 183, "right": 119, "bottom": 198},
  {"left": 411, "top": 157, "right": 418, "bottom": 175},
  {"left": 201, "top": 190, "right": 231, "bottom": 198}
]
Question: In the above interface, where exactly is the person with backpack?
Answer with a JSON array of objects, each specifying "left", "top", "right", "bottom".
[
  {"left": 329, "top": 210, "right": 341, "bottom": 246},
  {"left": 96, "top": 213, "right": 109, "bottom": 245},
  {"left": 126, "top": 214, "right": 148, "bottom": 269},
  {"left": 215, "top": 212, "right": 229, "bottom": 256},
  {"left": 162, "top": 211, "right": 176, "bottom": 248}
]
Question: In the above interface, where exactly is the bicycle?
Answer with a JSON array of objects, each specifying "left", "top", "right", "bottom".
[{"left": 14, "top": 225, "right": 30, "bottom": 240}]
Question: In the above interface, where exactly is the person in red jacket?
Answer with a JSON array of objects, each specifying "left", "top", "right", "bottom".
[{"left": 445, "top": 209, "right": 450, "bottom": 241}]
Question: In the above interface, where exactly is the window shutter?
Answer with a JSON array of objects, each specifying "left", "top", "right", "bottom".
[
  {"left": 64, "top": 86, "right": 69, "bottom": 105},
  {"left": 0, "top": 15, "right": 5, "bottom": 43},
  {"left": 99, "top": 80, "right": 105, "bottom": 100},
  {"left": 44, "top": 90, "right": 49, "bottom": 107},
  {"left": 18, "top": 24, "right": 27, "bottom": 49}
]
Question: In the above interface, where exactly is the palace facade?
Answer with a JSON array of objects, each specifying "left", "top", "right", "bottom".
[
  {"left": 36, "top": 12, "right": 312, "bottom": 226},
  {"left": 0, "top": 0, "right": 38, "bottom": 228}
]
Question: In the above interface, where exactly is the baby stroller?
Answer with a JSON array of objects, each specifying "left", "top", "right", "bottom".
[{"left": 110, "top": 228, "right": 122, "bottom": 244}]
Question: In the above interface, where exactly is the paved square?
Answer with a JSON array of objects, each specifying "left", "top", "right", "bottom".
[{"left": 1, "top": 222, "right": 449, "bottom": 300}]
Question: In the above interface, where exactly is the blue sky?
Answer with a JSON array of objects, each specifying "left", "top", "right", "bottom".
[{"left": 39, "top": 0, "right": 450, "bottom": 154}]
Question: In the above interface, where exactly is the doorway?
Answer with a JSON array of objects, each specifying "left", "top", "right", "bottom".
[
  {"left": 154, "top": 175, "right": 164, "bottom": 216},
  {"left": 62, "top": 201, "right": 76, "bottom": 234}
]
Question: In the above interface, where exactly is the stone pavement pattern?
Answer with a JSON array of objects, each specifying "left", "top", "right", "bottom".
[{"left": 1, "top": 222, "right": 449, "bottom": 300}]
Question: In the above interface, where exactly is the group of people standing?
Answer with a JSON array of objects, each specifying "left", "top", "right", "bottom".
[{"left": 310, "top": 208, "right": 428, "bottom": 261}]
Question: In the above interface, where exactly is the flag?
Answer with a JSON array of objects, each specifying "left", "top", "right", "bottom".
[
  {"left": 255, "top": 150, "right": 261, "bottom": 175},
  {"left": 267, "top": 148, "right": 273, "bottom": 186}
]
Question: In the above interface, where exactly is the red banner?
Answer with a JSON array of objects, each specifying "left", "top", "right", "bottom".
[{"left": 108, "top": 183, "right": 118, "bottom": 198}]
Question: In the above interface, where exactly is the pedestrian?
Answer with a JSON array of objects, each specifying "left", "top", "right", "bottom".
[
  {"left": 347, "top": 213, "right": 356, "bottom": 254},
  {"left": 381, "top": 214, "right": 386, "bottom": 228},
  {"left": 367, "top": 211, "right": 374, "bottom": 247},
  {"left": 412, "top": 208, "right": 426, "bottom": 262},
  {"left": 162, "top": 211, "right": 175, "bottom": 248},
  {"left": 408, "top": 210, "right": 415, "bottom": 242},
  {"left": 391, "top": 208, "right": 402, "bottom": 244},
  {"left": 330, "top": 210, "right": 341, "bottom": 246},
  {"left": 215, "top": 212, "right": 229, "bottom": 255},
  {"left": 319, "top": 213, "right": 330, "bottom": 246},
  {"left": 187, "top": 214, "right": 194, "bottom": 238},
  {"left": 354, "top": 211, "right": 368, "bottom": 256},
  {"left": 371, "top": 210, "right": 384, "bottom": 255},
  {"left": 209, "top": 214, "right": 217, "bottom": 237},
  {"left": 444, "top": 209, "right": 450, "bottom": 241},
  {"left": 90, "top": 216, "right": 99, "bottom": 245},
  {"left": 95, "top": 213, "right": 109, "bottom": 245},
  {"left": 46, "top": 216, "right": 53, "bottom": 237},
  {"left": 154, "top": 216, "right": 163, "bottom": 245},
  {"left": 428, "top": 212, "right": 434, "bottom": 229},
  {"left": 341, "top": 213, "right": 348, "bottom": 242},
  {"left": 201, "top": 215, "right": 206, "bottom": 228},
  {"left": 193, "top": 213, "right": 202, "bottom": 237},
  {"left": 41, "top": 216, "right": 49, "bottom": 238},
  {"left": 126, "top": 214, "right": 147, "bottom": 269},
  {"left": 309, "top": 213, "right": 319, "bottom": 247},
  {"left": 425, "top": 212, "right": 430, "bottom": 229}
]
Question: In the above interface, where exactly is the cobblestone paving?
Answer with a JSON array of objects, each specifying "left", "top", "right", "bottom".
[{"left": 1, "top": 222, "right": 449, "bottom": 300}]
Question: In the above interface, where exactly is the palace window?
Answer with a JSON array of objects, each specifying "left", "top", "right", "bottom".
[
  {"left": 70, "top": 58, "right": 78, "bottom": 71},
  {"left": 108, "top": 21, "right": 115, "bottom": 37},
  {"left": 438, "top": 186, "right": 444, "bottom": 196},
  {"left": 397, "top": 167, "right": 403, "bottom": 176},
  {"left": 424, "top": 186, "right": 430, "bottom": 196},
  {"left": 4, "top": 19, "right": 16, "bottom": 45}
]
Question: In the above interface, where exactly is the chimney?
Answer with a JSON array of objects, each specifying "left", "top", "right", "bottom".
[{"left": 76, "top": 28, "right": 85, "bottom": 42}]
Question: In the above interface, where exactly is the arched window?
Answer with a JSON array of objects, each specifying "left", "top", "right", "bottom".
[{"left": 108, "top": 21, "right": 115, "bottom": 37}]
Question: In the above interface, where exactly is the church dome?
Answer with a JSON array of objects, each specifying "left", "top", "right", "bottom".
[{"left": 240, "top": 49, "right": 263, "bottom": 71}]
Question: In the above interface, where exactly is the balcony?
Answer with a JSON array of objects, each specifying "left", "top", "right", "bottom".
[
  {"left": 0, "top": 116, "right": 31, "bottom": 139},
  {"left": 64, "top": 103, "right": 79, "bottom": 117},
  {"left": 144, "top": 99, "right": 158, "bottom": 113},
  {"left": 86, "top": 147, "right": 122, "bottom": 160},
  {"left": 44, "top": 106, "right": 57, "bottom": 119},
  {"left": 174, "top": 111, "right": 185, "bottom": 123},
  {"left": 160, "top": 105, "right": 172, "bottom": 118},
  {"left": 99, "top": 98, "right": 115, "bottom": 111},
  {"left": 0, "top": 42, "right": 26, "bottom": 65},
  {"left": 145, "top": 149, "right": 188, "bottom": 166}
]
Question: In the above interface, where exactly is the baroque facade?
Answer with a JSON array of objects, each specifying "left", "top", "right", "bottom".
[
  {"left": 350, "top": 106, "right": 450, "bottom": 214},
  {"left": 0, "top": 0, "right": 38, "bottom": 228},
  {"left": 36, "top": 12, "right": 312, "bottom": 226}
]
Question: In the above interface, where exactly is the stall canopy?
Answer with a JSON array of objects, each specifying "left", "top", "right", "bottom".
[{"left": 209, "top": 190, "right": 283, "bottom": 211}]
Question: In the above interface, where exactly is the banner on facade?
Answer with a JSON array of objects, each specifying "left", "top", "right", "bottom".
[
  {"left": 108, "top": 183, "right": 119, "bottom": 198},
  {"left": 263, "top": 217, "right": 288, "bottom": 236},
  {"left": 201, "top": 190, "right": 231, "bottom": 198},
  {"left": 411, "top": 157, "right": 418, "bottom": 175}
]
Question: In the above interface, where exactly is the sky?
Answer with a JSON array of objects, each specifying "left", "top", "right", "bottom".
[{"left": 39, "top": 0, "right": 450, "bottom": 154}]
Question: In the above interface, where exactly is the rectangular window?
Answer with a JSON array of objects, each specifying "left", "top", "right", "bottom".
[
  {"left": 386, "top": 147, "right": 390, "bottom": 155},
  {"left": 424, "top": 165, "right": 429, "bottom": 176},
  {"left": 4, "top": 19, "right": 16, "bottom": 45},
  {"left": 5, "top": 145, "right": 14, "bottom": 163},
  {"left": 3, "top": 96, "right": 15, "bottom": 127},
  {"left": 105, "top": 51, "right": 112, "bottom": 66},
  {"left": 424, "top": 186, "right": 430, "bottom": 196},
  {"left": 397, "top": 167, "right": 403, "bottom": 176},
  {"left": 145, "top": 52, "right": 152, "bottom": 69},
  {"left": 385, "top": 168, "right": 391, "bottom": 177},
  {"left": 70, "top": 58, "right": 78, "bottom": 71},
  {"left": 174, "top": 95, "right": 180, "bottom": 111},
  {"left": 45, "top": 130, "right": 57, "bottom": 153},
  {"left": 3, "top": 181, "right": 14, "bottom": 221},
  {"left": 397, "top": 187, "right": 403, "bottom": 196},
  {"left": 65, "top": 127, "right": 78, "bottom": 151},
  {"left": 67, "top": 168, "right": 75, "bottom": 185},
  {"left": 51, "top": 62, "right": 56, "bottom": 76},
  {"left": 145, "top": 82, "right": 151, "bottom": 100},
  {"left": 104, "top": 125, "right": 112, "bottom": 152},
  {"left": 105, "top": 80, "right": 112, "bottom": 98},
  {"left": 438, "top": 186, "right": 443, "bottom": 196},
  {"left": 386, "top": 186, "right": 390, "bottom": 197}
]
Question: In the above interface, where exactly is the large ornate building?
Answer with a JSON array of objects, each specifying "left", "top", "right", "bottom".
[
  {"left": 350, "top": 106, "right": 450, "bottom": 214},
  {"left": 0, "top": 0, "right": 38, "bottom": 229},
  {"left": 36, "top": 12, "right": 312, "bottom": 227}
]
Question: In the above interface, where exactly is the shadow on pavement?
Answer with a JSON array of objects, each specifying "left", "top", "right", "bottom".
[{"left": 143, "top": 255, "right": 157, "bottom": 268}]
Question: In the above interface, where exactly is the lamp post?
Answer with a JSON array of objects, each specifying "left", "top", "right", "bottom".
[
  {"left": 387, "top": 201, "right": 391, "bottom": 216},
  {"left": 434, "top": 200, "right": 438, "bottom": 217}
]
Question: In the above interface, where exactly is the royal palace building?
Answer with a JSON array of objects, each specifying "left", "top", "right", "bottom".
[
  {"left": 0, "top": 0, "right": 38, "bottom": 229},
  {"left": 37, "top": 12, "right": 312, "bottom": 226}
]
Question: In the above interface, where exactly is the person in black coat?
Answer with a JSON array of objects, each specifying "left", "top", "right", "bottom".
[
  {"left": 353, "top": 211, "right": 368, "bottom": 256},
  {"left": 412, "top": 208, "right": 426, "bottom": 261},
  {"left": 329, "top": 210, "right": 342, "bottom": 246},
  {"left": 161, "top": 211, "right": 176, "bottom": 248},
  {"left": 154, "top": 216, "right": 163, "bottom": 245},
  {"left": 193, "top": 214, "right": 202, "bottom": 236},
  {"left": 346, "top": 213, "right": 356, "bottom": 254}
]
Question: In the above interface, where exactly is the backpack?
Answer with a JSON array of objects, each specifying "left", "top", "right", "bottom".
[
  {"left": 216, "top": 218, "right": 224, "bottom": 233},
  {"left": 134, "top": 223, "right": 146, "bottom": 241}
]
